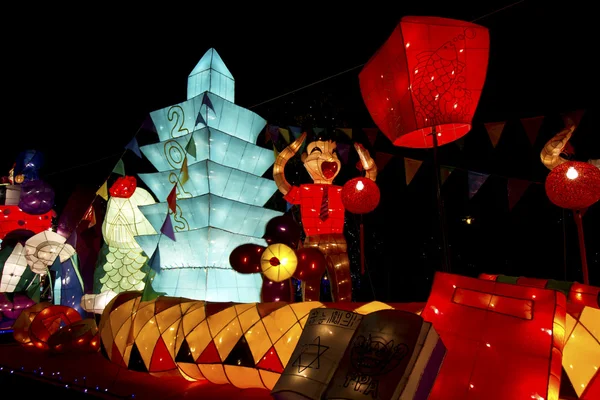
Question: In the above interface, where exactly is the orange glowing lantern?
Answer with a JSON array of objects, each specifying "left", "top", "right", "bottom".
[
  {"left": 260, "top": 243, "right": 298, "bottom": 282},
  {"left": 359, "top": 16, "right": 490, "bottom": 148}
]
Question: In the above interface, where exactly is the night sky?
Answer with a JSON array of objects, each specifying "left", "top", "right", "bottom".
[{"left": 2, "top": 2, "right": 598, "bottom": 301}]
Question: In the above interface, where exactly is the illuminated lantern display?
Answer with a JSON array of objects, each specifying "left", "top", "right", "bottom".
[
  {"left": 18, "top": 179, "right": 55, "bottom": 215},
  {"left": 47, "top": 318, "right": 101, "bottom": 353},
  {"left": 264, "top": 214, "right": 302, "bottom": 248},
  {"left": 24, "top": 230, "right": 76, "bottom": 275},
  {"left": 0, "top": 243, "right": 29, "bottom": 292},
  {"left": 13, "top": 302, "right": 52, "bottom": 345},
  {"left": 0, "top": 206, "right": 54, "bottom": 240},
  {"left": 292, "top": 247, "right": 327, "bottom": 281},
  {"left": 563, "top": 306, "right": 600, "bottom": 399},
  {"left": 359, "top": 16, "right": 490, "bottom": 148},
  {"left": 80, "top": 290, "right": 117, "bottom": 314},
  {"left": 272, "top": 308, "right": 364, "bottom": 400},
  {"left": 94, "top": 177, "right": 157, "bottom": 294},
  {"left": 478, "top": 273, "right": 600, "bottom": 316},
  {"left": 0, "top": 292, "right": 34, "bottom": 329},
  {"left": 98, "top": 292, "right": 419, "bottom": 389},
  {"left": 545, "top": 161, "right": 600, "bottom": 210},
  {"left": 229, "top": 243, "right": 265, "bottom": 274},
  {"left": 341, "top": 177, "right": 380, "bottom": 215},
  {"left": 134, "top": 48, "right": 282, "bottom": 302},
  {"left": 540, "top": 125, "right": 576, "bottom": 170},
  {"left": 260, "top": 243, "right": 298, "bottom": 282},
  {"left": 545, "top": 160, "right": 600, "bottom": 285},
  {"left": 324, "top": 310, "right": 444, "bottom": 400},
  {"left": 341, "top": 176, "right": 380, "bottom": 275},
  {"left": 274, "top": 133, "right": 377, "bottom": 302},
  {"left": 421, "top": 272, "right": 566, "bottom": 400}
]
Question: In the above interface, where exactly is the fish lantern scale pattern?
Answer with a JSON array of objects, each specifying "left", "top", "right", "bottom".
[
  {"left": 359, "top": 16, "right": 490, "bottom": 148},
  {"left": 98, "top": 293, "right": 408, "bottom": 389},
  {"left": 134, "top": 48, "right": 282, "bottom": 303}
]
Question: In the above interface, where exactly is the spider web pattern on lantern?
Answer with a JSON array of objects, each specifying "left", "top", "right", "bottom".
[{"left": 411, "top": 28, "right": 476, "bottom": 129}]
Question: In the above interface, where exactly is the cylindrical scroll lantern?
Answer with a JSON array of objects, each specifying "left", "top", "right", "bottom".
[{"left": 359, "top": 16, "right": 490, "bottom": 148}]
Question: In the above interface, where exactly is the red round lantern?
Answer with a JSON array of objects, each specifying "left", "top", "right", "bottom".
[
  {"left": 293, "top": 247, "right": 327, "bottom": 281},
  {"left": 545, "top": 161, "right": 600, "bottom": 210},
  {"left": 341, "top": 177, "right": 380, "bottom": 214},
  {"left": 229, "top": 243, "right": 265, "bottom": 274}
]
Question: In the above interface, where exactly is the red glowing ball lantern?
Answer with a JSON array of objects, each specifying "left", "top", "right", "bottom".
[
  {"left": 229, "top": 243, "right": 265, "bottom": 274},
  {"left": 109, "top": 176, "right": 137, "bottom": 198},
  {"left": 341, "top": 177, "right": 380, "bottom": 214},
  {"left": 545, "top": 161, "right": 600, "bottom": 210},
  {"left": 359, "top": 16, "right": 490, "bottom": 148}
]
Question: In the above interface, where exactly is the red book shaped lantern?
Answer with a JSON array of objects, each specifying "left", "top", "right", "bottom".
[{"left": 359, "top": 16, "right": 490, "bottom": 148}]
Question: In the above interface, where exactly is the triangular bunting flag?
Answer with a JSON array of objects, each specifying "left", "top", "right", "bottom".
[
  {"left": 468, "top": 171, "right": 490, "bottom": 199},
  {"left": 112, "top": 159, "right": 125, "bottom": 176},
  {"left": 201, "top": 93, "right": 215, "bottom": 112},
  {"left": 278, "top": 128, "right": 290, "bottom": 144},
  {"left": 455, "top": 136, "right": 466, "bottom": 151},
  {"left": 148, "top": 246, "right": 162, "bottom": 274},
  {"left": 337, "top": 143, "right": 350, "bottom": 164},
  {"left": 125, "top": 136, "right": 142, "bottom": 158},
  {"left": 141, "top": 269, "right": 166, "bottom": 302},
  {"left": 185, "top": 134, "right": 197, "bottom": 158},
  {"left": 404, "top": 158, "right": 423, "bottom": 185},
  {"left": 286, "top": 201, "right": 293, "bottom": 212},
  {"left": 561, "top": 109, "right": 585, "bottom": 127},
  {"left": 441, "top": 166, "right": 454, "bottom": 185},
  {"left": 195, "top": 109, "right": 206, "bottom": 127},
  {"left": 140, "top": 114, "right": 157, "bottom": 132},
  {"left": 289, "top": 126, "right": 302, "bottom": 138},
  {"left": 82, "top": 204, "right": 96, "bottom": 228},
  {"left": 273, "top": 144, "right": 280, "bottom": 159},
  {"left": 270, "top": 126, "right": 280, "bottom": 143},
  {"left": 180, "top": 156, "right": 189, "bottom": 184},
  {"left": 161, "top": 214, "right": 176, "bottom": 241},
  {"left": 363, "top": 128, "right": 379, "bottom": 146},
  {"left": 507, "top": 178, "right": 532, "bottom": 211},
  {"left": 166, "top": 185, "right": 177, "bottom": 213},
  {"left": 313, "top": 127, "right": 324, "bottom": 137},
  {"left": 375, "top": 152, "right": 394, "bottom": 172},
  {"left": 338, "top": 128, "right": 352, "bottom": 139},
  {"left": 520, "top": 116, "right": 544, "bottom": 145},
  {"left": 96, "top": 181, "right": 108, "bottom": 201},
  {"left": 484, "top": 121, "right": 506, "bottom": 148}
]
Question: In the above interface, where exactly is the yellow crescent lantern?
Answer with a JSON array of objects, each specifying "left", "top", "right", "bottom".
[{"left": 260, "top": 243, "right": 297, "bottom": 282}]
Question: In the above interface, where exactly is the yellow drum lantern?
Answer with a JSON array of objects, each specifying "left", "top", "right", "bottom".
[{"left": 261, "top": 243, "right": 297, "bottom": 282}]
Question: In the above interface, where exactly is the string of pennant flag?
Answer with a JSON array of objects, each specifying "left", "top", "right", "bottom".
[{"left": 84, "top": 107, "right": 586, "bottom": 250}]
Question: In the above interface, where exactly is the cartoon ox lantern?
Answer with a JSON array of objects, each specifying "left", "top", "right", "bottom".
[{"left": 273, "top": 131, "right": 377, "bottom": 302}]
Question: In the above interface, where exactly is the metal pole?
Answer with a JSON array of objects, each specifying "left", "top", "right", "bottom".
[
  {"left": 432, "top": 127, "right": 451, "bottom": 272},
  {"left": 573, "top": 210, "right": 589, "bottom": 285}
]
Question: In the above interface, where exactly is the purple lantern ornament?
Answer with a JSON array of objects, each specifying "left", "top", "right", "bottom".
[{"left": 18, "top": 179, "right": 55, "bottom": 215}]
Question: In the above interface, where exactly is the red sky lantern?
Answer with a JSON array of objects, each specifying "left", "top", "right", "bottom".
[
  {"left": 341, "top": 177, "right": 380, "bottom": 214},
  {"left": 359, "top": 16, "right": 490, "bottom": 148}
]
